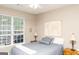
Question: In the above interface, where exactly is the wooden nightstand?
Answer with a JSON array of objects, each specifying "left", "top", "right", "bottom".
[
  {"left": 30, "top": 40, "right": 37, "bottom": 43},
  {"left": 64, "top": 48, "right": 79, "bottom": 55}
]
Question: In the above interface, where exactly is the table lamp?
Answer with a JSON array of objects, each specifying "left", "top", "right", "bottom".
[
  {"left": 70, "top": 33, "right": 76, "bottom": 51},
  {"left": 34, "top": 32, "right": 38, "bottom": 42}
]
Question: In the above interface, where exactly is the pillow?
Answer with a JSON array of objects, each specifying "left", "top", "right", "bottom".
[
  {"left": 39, "top": 36, "right": 54, "bottom": 45},
  {"left": 53, "top": 37, "right": 64, "bottom": 45}
]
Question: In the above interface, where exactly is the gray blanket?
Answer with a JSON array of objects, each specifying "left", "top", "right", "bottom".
[{"left": 10, "top": 42, "right": 63, "bottom": 55}]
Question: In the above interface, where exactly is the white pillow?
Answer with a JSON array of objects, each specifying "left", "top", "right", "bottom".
[{"left": 53, "top": 37, "right": 64, "bottom": 44}]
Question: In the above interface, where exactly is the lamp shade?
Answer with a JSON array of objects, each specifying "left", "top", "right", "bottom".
[
  {"left": 34, "top": 32, "right": 38, "bottom": 36},
  {"left": 70, "top": 33, "right": 76, "bottom": 41}
]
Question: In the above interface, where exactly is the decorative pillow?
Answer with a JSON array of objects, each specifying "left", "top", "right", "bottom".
[{"left": 39, "top": 36, "right": 54, "bottom": 45}]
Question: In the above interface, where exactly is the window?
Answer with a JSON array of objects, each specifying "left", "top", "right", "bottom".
[
  {"left": 13, "top": 17, "right": 24, "bottom": 43},
  {"left": 0, "top": 15, "right": 24, "bottom": 46}
]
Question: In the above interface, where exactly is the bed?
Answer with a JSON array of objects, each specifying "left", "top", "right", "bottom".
[{"left": 9, "top": 37, "right": 64, "bottom": 55}]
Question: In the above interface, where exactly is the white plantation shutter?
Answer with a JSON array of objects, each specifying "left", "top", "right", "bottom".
[
  {"left": 13, "top": 17, "right": 24, "bottom": 43},
  {"left": 0, "top": 15, "right": 24, "bottom": 46}
]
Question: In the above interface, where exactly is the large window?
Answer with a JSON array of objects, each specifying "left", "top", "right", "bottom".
[{"left": 0, "top": 15, "right": 24, "bottom": 46}]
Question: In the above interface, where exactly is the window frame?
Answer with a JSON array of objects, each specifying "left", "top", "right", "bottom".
[{"left": 0, "top": 14, "right": 25, "bottom": 47}]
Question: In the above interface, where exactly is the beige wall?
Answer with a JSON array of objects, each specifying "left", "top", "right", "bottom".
[
  {"left": 0, "top": 6, "right": 36, "bottom": 52},
  {"left": 36, "top": 5, "right": 79, "bottom": 49},
  {"left": 1, "top": 5, "right": 79, "bottom": 52}
]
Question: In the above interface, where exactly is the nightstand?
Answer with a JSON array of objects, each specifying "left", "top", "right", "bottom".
[
  {"left": 30, "top": 40, "right": 37, "bottom": 43},
  {"left": 64, "top": 48, "right": 79, "bottom": 55}
]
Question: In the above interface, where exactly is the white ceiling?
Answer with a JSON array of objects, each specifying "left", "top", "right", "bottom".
[{"left": 1, "top": 4, "right": 68, "bottom": 14}]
